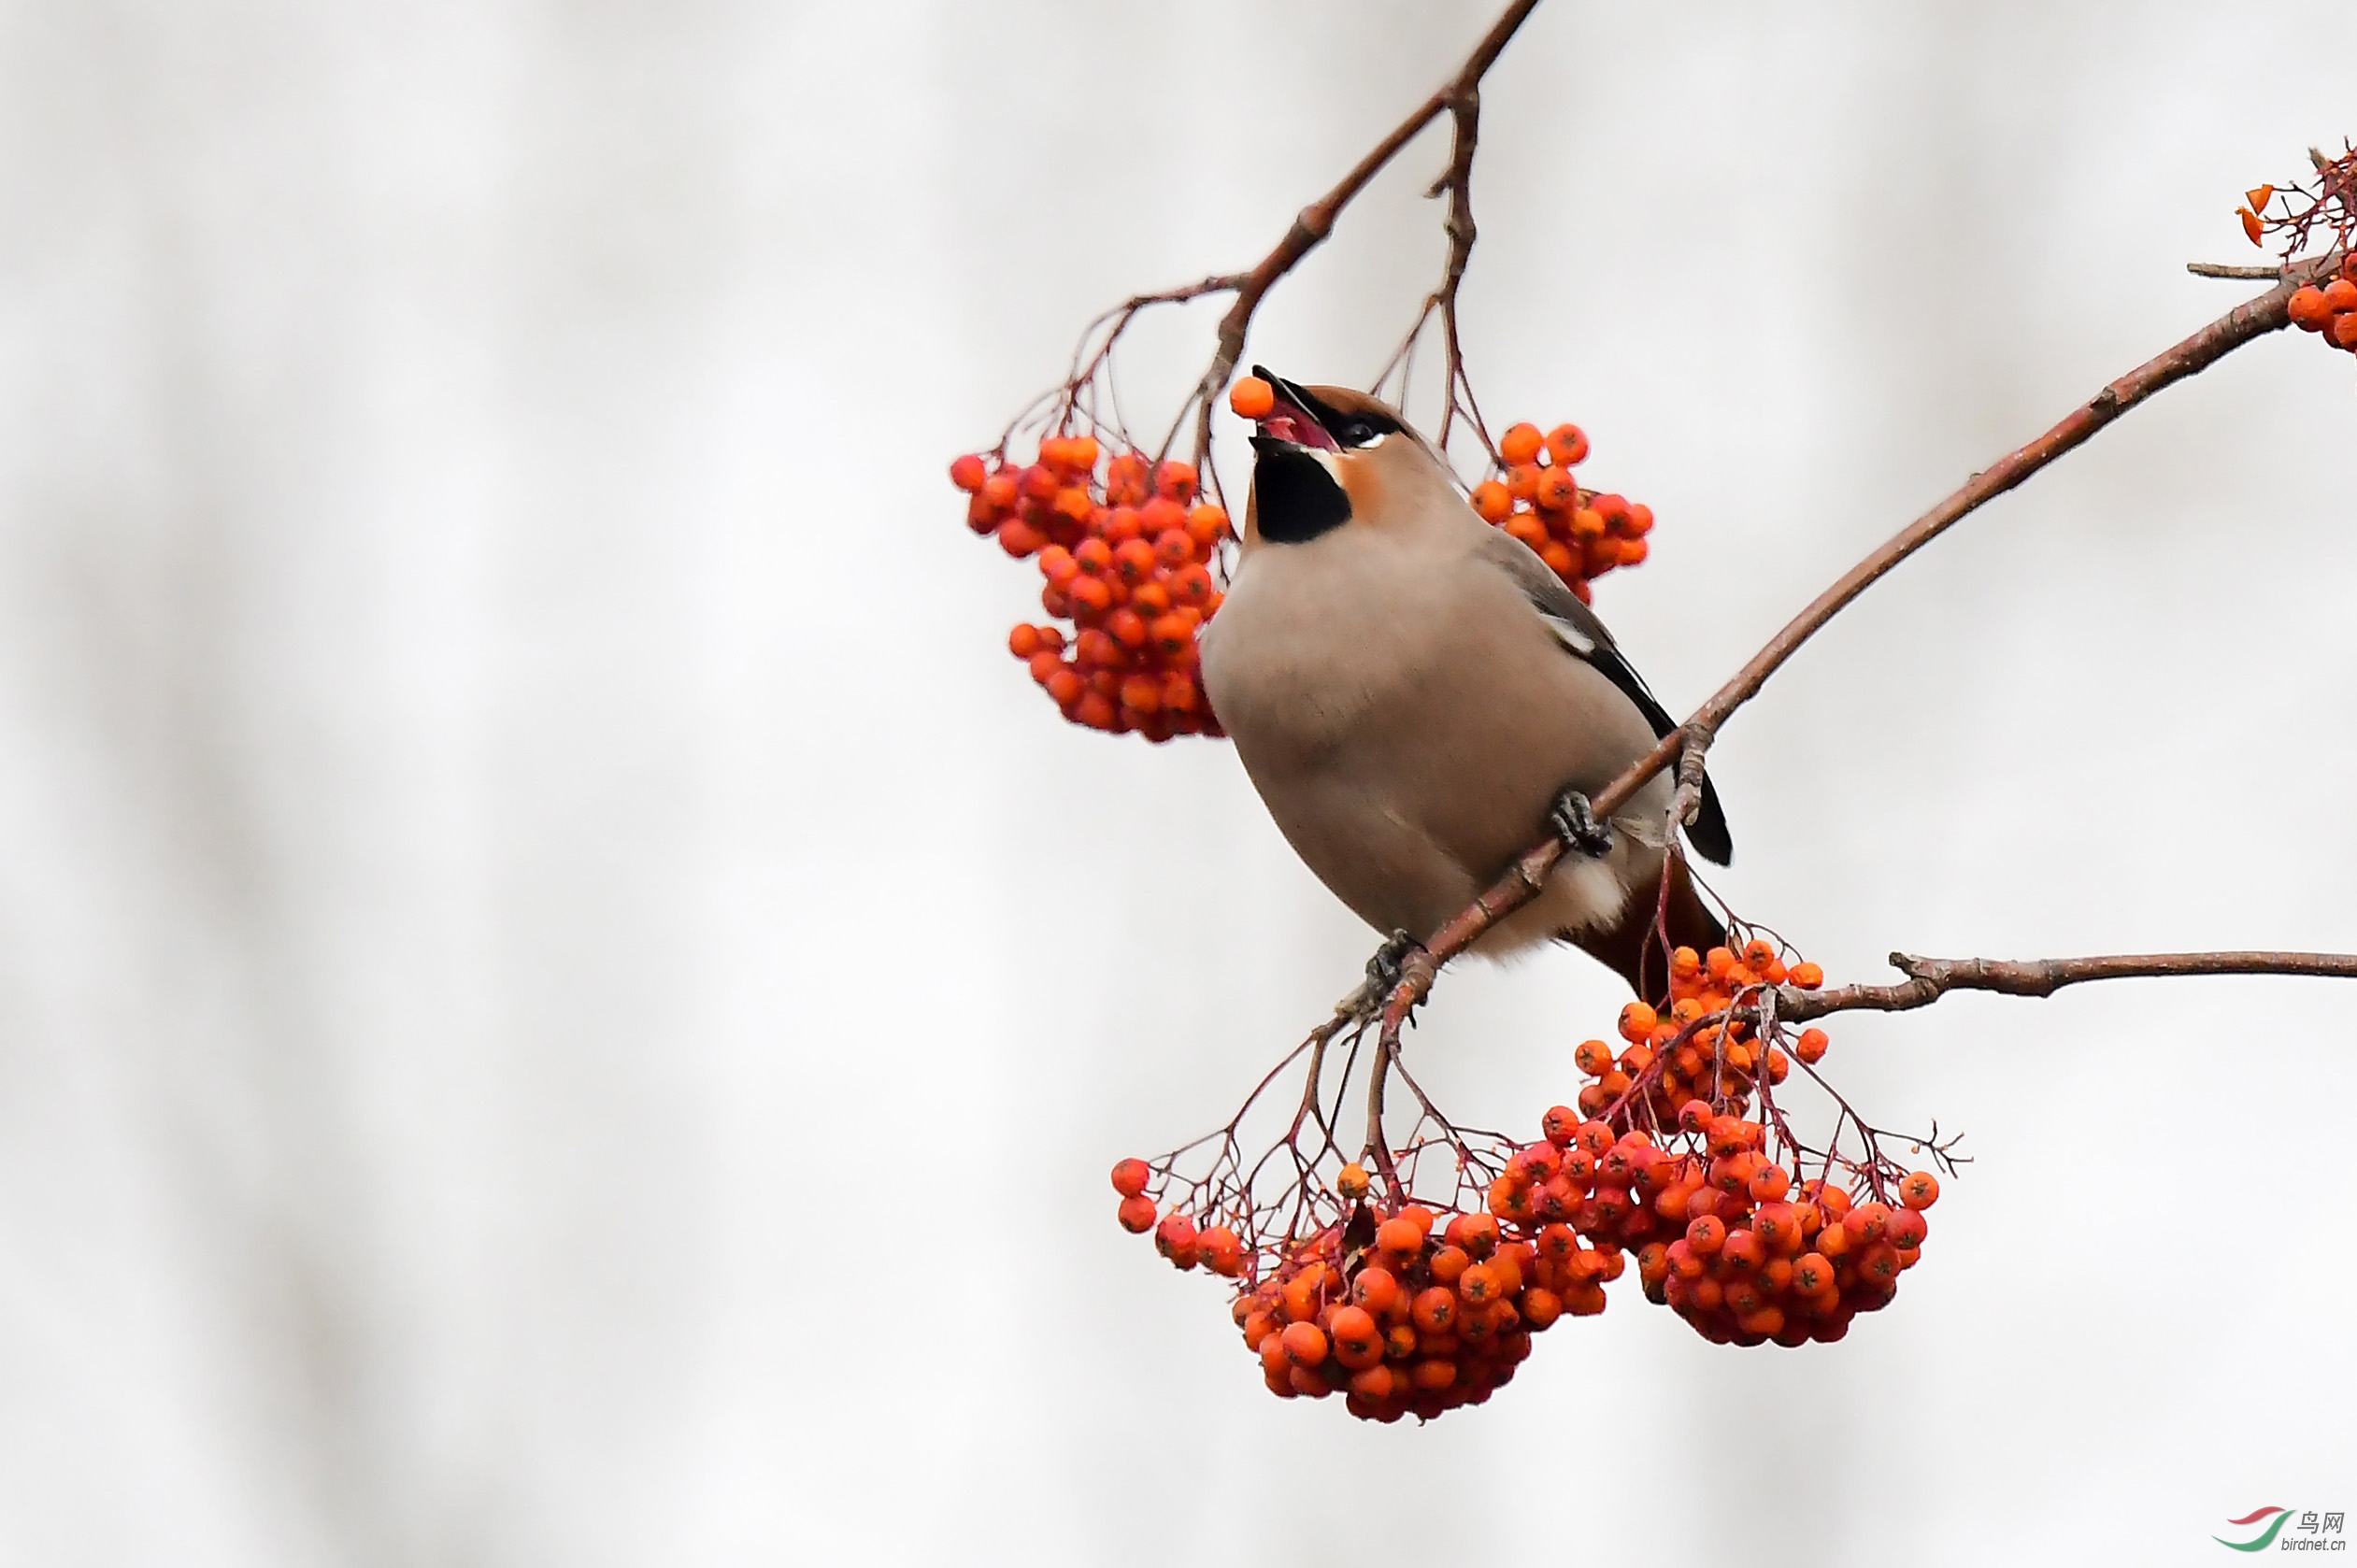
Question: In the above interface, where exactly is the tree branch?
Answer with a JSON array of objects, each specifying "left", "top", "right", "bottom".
[
  {"left": 1362, "top": 247, "right": 2350, "bottom": 1015},
  {"left": 1777, "top": 950, "right": 2357, "bottom": 1020}
]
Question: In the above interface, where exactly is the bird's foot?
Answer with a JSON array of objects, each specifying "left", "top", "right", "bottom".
[
  {"left": 1550, "top": 788, "right": 1614, "bottom": 858},
  {"left": 1365, "top": 929, "right": 1419, "bottom": 992}
]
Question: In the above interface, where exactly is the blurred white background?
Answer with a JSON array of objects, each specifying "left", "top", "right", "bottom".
[{"left": 0, "top": 1, "right": 2350, "bottom": 1563}]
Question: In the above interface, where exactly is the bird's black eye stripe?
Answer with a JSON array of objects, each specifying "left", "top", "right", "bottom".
[{"left": 1334, "top": 410, "right": 1398, "bottom": 448}]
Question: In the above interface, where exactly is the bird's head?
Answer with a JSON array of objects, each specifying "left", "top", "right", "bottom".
[{"left": 1242, "top": 369, "right": 1451, "bottom": 547}]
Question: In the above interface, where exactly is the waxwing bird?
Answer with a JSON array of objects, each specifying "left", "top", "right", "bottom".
[{"left": 1197, "top": 369, "right": 1732, "bottom": 997}]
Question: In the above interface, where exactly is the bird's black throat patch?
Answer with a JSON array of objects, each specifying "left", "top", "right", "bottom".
[{"left": 1250, "top": 441, "right": 1350, "bottom": 544}]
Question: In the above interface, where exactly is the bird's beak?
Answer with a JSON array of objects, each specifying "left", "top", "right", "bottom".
[{"left": 1248, "top": 364, "right": 1341, "bottom": 454}]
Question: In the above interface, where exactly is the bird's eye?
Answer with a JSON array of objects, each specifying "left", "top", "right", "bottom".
[{"left": 1339, "top": 420, "right": 1383, "bottom": 448}]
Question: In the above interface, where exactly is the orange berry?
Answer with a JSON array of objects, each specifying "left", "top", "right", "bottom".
[
  {"left": 1544, "top": 423, "right": 1590, "bottom": 467},
  {"left": 2289, "top": 286, "right": 2333, "bottom": 330},
  {"left": 1619, "top": 1002, "right": 1659, "bottom": 1042},
  {"left": 949, "top": 452, "right": 989, "bottom": 492},
  {"left": 1351, "top": 1266, "right": 1401, "bottom": 1316},
  {"left": 1885, "top": 1207, "right": 1929, "bottom": 1250},
  {"left": 1147, "top": 614, "right": 1197, "bottom": 662},
  {"left": 1184, "top": 503, "right": 1231, "bottom": 548},
  {"left": 1789, "top": 962, "right": 1824, "bottom": 990},
  {"left": 1898, "top": 1170, "right": 1941, "bottom": 1210},
  {"left": 1685, "top": 1214, "right": 1726, "bottom": 1255},
  {"left": 1409, "top": 1357, "right": 1458, "bottom": 1391},
  {"left": 2323, "top": 278, "right": 2357, "bottom": 311},
  {"left": 1429, "top": 1245, "right": 1471, "bottom": 1286},
  {"left": 1110, "top": 1157, "right": 1151, "bottom": 1198},
  {"left": 1116, "top": 1194, "right": 1156, "bottom": 1233},
  {"left": 1229, "top": 376, "right": 1277, "bottom": 420},
  {"left": 1844, "top": 1202, "right": 1893, "bottom": 1245},
  {"left": 1200, "top": 1226, "right": 1246, "bottom": 1276},
  {"left": 2334, "top": 312, "right": 2357, "bottom": 349},
  {"left": 1105, "top": 452, "right": 1149, "bottom": 506},
  {"left": 1534, "top": 470, "right": 1578, "bottom": 511},
  {"left": 1329, "top": 1304, "right": 1383, "bottom": 1369},
  {"left": 1574, "top": 1038, "right": 1616, "bottom": 1076},
  {"left": 1506, "top": 463, "right": 1542, "bottom": 501},
  {"left": 1349, "top": 1363, "right": 1397, "bottom": 1400},
  {"left": 1150, "top": 529, "right": 1193, "bottom": 570},
  {"left": 1499, "top": 422, "right": 1544, "bottom": 465},
  {"left": 1538, "top": 540, "right": 1578, "bottom": 580},
  {"left": 1106, "top": 608, "right": 1148, "bottom": 650},
  {"left": 1138, "top": 496, "right": 1187, "bottom": 537},
  {"left": 1375, "top": 1217, "right": 1422, "bottom": 1255},
  {"left": 1286, "top": 1363, "right": 1333, "bottom": 1398},
  {"left": 1279, "top": 1320, "right": 1330, "bottom": 1368},
  {"left": 1521, "top": 1287, "right": 1564, "bottom": 1330},
  {"left": 1410, "top": 1287, "right": 1457, "bottom": 1334},
  {"left": 1118, "top": 674, "right": 1163, "bottom": 716},
  {"left": 1457, "top": 1262, "right": 1502, "bottom": 1306},
  {"left": 1152, "top": 461, "right": 1197, "bottom": 502},
  {"left": 1793, "top": 1026, "right": 1830, "bottom": 1064},
  {"left": 1504, "top": 512, "right": 1549, "bottom": 549},
  {"left": 1154, "top": 1213, "right": 1198, "bottom": 1268},
  {"left": 1471, "top": 479, "right": 1513, "bottom": 521}
]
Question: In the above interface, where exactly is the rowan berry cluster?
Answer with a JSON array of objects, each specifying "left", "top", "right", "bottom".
[
  {"left": 2238, "top": 156, "right": 2357, "bottom": 361},
  {"left": 950, "top": 437, "right": 1230, "bottom": 740},
  {"left": 1504, "top": 937, "right": 1944, "bottom": 1345},
  {"left": 1566, "top": 937, "right": 1823, "bottom": 1130},
  {"left": 1115, "top": 1155, "right": 1610, "bottom": 1422},
  {"left": 1469, "top": 421, "right": 1653, "bottom": 605},
  {"left": 1484, "top": 1102, "right": 1939, "bottom": 1348},
  {"left": 1111, "top": 934, "right": 1955, "bottom": 1413},
  {"left": 2287, "top": 263, "right": 2357, "bottom": 359}
]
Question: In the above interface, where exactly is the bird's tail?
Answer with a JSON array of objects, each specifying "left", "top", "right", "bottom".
[{"left": 1568, "top": 852, "right": 1725, "bottom": 1002}]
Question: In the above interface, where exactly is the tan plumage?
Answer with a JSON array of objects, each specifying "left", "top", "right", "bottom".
[{"left": 1199, "top": 377, "right": 1728, "bottom": 996}]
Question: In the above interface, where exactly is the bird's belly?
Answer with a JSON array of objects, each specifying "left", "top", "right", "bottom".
[{"left": 1203, "top": 556, "right": 1667, "bottom": 944}]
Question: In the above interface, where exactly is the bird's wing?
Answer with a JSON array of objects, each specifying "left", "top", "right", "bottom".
[{"left": 1473, "top": 530, "right": 1734, "bottom": 866}]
